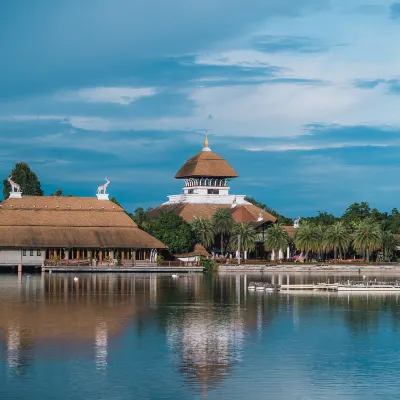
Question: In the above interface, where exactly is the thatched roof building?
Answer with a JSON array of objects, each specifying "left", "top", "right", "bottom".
[{"left": 0, "top": 196, "right": 165, "bottom": 249}]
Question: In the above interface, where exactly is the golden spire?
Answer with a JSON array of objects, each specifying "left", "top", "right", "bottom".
[
  {"left": 202, "top": 131, "right": 211, "bottom": 151},
  {"left": 204, "top": 133, "right": 209, "bottom": 149}
]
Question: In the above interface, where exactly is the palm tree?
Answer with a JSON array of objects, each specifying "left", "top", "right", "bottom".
[
  {"left": 234, "top": 222, "right": 257, "bottom": 258},
  {"left": 191, "top": 217, "right": 214, "bottom": 249},
  {"left": 381, "top": 231, "right": 399, "bottom": 262},
  {"left": 352, "top": 219, "right": 382, "bottom": 262},
  {"left": 294, "top": 222, "right": 320, "bottom": 262},
  {"left": 323, "top": 221, "right": 352, "bottom": 261},
  {"left": 212, "top": 208, "right": 234, "bottom": 254},
  {"left": 264, "top": 224, "right": 290, "bottom": 260}
]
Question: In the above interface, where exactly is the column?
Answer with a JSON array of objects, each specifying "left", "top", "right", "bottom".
[
  {"left": 287, "top": 246, "right": 290, "bottom": 259},
  {"left": 64, "top": 249, "right": 69, "bottom": 260},
  {"left": 77, "top": 249, "right": 80, "bottom": 260},
  {"left": 278, "top": 249, "right": 284, "bottom": 260},
  {"left": 121, "top": 250, "right": 125, "bottom": 261},
  {"left": 99, "top": 250, "right": 103, "bottom": 263},
  {"left": 271, "top": 250, "right": 275, "bottom": 261}
]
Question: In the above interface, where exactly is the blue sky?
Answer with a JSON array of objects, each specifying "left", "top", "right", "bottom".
[{"left": 1, "top": 0, "right": 400, "bottom": 217}]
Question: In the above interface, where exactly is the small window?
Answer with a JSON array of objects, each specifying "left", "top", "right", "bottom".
[
  {"left": 207, "top": 189, "right": 219, "bottom": 195},
  {"left": 22, "top": 249, "right": 26, "bottom": 256},
  {"left": 30, "top": 249, "right": 34, "bottom": 256},
  {"left": 37, "top": 250, "right": 41, "bottom": 256},
  {"left": 188, "top": 189, "right": 194, "bottom": 194}
]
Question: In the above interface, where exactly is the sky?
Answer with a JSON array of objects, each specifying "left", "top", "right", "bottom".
[{"left": 1, "top": 0, "right": 400, "bottom": 217}]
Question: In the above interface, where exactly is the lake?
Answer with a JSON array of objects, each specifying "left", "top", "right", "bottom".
[{"left": 1, "top": 272, "right": 400, "bottom": 400}]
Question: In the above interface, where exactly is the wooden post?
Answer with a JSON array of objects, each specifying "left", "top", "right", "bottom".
[
  {"left": 122, "top": 250, "right": 125, "bottom": 261},
  {"left": 53, "top": 249, "right": 57, "bottom": 259},
  {"left": 77, "top": 249, "right": 80, "bottom": 260},
  {"left": 144, "top": 249, "right": 147, "bottom": 260},
  {"left": 133, "top": 249, "right": 136, "bottom": 267},
  {"left": 99, "top": 250, "right": 103, "bottom": 263}
]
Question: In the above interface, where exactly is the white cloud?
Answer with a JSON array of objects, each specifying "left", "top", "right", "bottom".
[
  {"left": 57, "top": 87, "right": 155, "bottom": 105},
  {"left": 245, "top": 143, "right": 390, "bottom": 152}
]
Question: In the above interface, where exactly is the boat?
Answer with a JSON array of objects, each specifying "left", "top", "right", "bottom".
[
  {"left": 336, "top": 280, "right": 400, "bottom": 292},
  {"left": 248, "top": 282, "right": 281, "bottom": 292}
]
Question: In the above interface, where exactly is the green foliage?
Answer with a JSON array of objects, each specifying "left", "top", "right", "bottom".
[
  {"left": 202, "top": 257, "right": 217, "bottom": 274},
  {"left": 342, "top": 202, "right": 371, "bottom": 223},
  {"left": 323, "top": 221, "right": 352, "bottom": 260},
  {"left": 146, "top": 211, "right": 196, "bottom": 254},
  {"left": 3, "top": 162, "right": 44, "bottom": 199},
  {"left": 352, "top": 218, "right": 382, "bottom": 262},
  {"left": 294, "top": 222, "right": 321, "bottom": 260},
  {"left": 212, "top": 208, "right": 235, "bottom": 252},
  {"left": 381, "top": 231, "right": 399, "bottom": 262},
  {"left": 234, "top": 222, "right": 257, "bottom": 252},
  {"left": 264, "top": 224, "right": 290, "bottom": 253},
  {"left": 130, "top": 207, "right": 152, "bottom": 229},
  {"left": 304, "top": 211, "right": 337, "bottom": 225},
  {"left": 191, "top": 217, "right": 214, "bottom": 248}
]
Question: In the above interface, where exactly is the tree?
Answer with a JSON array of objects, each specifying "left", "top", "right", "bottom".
[
  {"left": 130, "top": 207, "right": 152, "bottom": 229},
  {"left": 264, "top": 224, "right": 290, "bottom": 258},
  {"left": 380, "top": 231, "right": 399, "bottom": 262},
  {"left": 3, "top": 162, "right": 44, "bottom": 199},
  {"left": 323, "top": 221, "right": 352, "bottom": 261},
  {"left": 352, "top": 219, "right": 382, "bottom": 262},
  {"left": 305, "top": 211, "right": 337, "bottom": 226},
  {"left": 145, "top": 211, "right": 196, "bottom": 254},
  {"left": 294, "top": 222, "right": 320, "bottom": 261},
  {"left": 110, "top": 196, "right": 121, "bottom": 207},
  {"left": 192, "top": 217, "right": 214, "bottom": 249},
  {"left": 342, "top": 202, "right": 371, "bottom": 223},
  {"left": 212, "top": 208, "right": 234, "bottom": 254},
  {"left": 234, "top": 222, "right": 258, "bottom": 254}
]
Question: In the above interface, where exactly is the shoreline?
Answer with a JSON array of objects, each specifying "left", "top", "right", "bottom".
[{"left": 219, "top": 264, "right": 400, "bottom": 273}]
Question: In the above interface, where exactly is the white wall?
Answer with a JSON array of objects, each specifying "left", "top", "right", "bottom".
[{"left": 0, "top": 248, "right": 45, "bottom": 265}]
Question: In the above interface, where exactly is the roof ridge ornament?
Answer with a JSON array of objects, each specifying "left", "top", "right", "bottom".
[
  {"left": 97, "top": 177, "right": 110, "bottom": 200},
  {"left": 8, "top": 175, "right": 22, "bottom": 198},
  {"left": 202, "top": 131, "right": 211, "bottom": 152}
]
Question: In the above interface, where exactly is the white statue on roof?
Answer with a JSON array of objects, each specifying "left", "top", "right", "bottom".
[
  {"left": 7, "top": 176, "right": 21, "bottom": 193},
  {"left": 257, "top": 211, "right": 263, "bottom": 222},
  {"left": 97, "top": 178, "right": 110, "bottom": 195},
  {"left": 294, "top": 216, "right": 301, "bottom": 229}
]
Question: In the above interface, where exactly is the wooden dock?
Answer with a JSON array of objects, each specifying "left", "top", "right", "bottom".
[{"left": 279, "top": 283, "right": 339, "bottom": 291}]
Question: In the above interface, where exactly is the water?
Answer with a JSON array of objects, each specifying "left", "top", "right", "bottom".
[{"left": 1, "top": 272, "right": 400, "bottom": 399}]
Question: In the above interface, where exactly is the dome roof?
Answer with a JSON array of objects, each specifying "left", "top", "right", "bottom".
[{"left": 175, "top": 150, "right": 239, "bottom": 179}]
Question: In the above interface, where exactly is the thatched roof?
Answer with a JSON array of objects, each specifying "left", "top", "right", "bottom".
[
  {"left": 0, "top": 196, "right": 166, "bottom": 249},
  {"left": 282, "top": 225, "right": 296, "bottom": 239},
  {"left": 175, "top": 150, "right": 238, "bottom": 179},
  {"left": 175, "top": 243, "right": 210, "bottom": 258},
  {"left": 149, "top": 203, "right": 276, "bottom": 224}
]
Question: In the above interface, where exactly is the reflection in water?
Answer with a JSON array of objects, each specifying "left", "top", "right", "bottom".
[
  {"left": 6, "top": 323, "right": 20, "bottom": 371},
  {"left": 2, "top": 272, "right": 400, "bottom": 399},
  {"left": 95, "top": 321, "right": 108, "bottom": 371}
]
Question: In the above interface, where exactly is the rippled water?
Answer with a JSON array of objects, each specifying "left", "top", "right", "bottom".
[{"left": 1, "top": 272, "right": 400, "bottom": 399}]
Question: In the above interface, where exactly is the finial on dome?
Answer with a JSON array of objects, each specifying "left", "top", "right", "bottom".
[{"left": 202, "top": 132, "right": 211, "bottom": 152}]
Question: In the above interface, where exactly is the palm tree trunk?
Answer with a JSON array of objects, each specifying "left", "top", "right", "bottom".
[
  {"left": 334, "top": 247, "right": 337, "bottom": 262},
  {"left": 221, "top": 233, "right": 224, "bottom": 255},
  {"left": 366, "top": 249, "right": 369, "bottom": 262}
]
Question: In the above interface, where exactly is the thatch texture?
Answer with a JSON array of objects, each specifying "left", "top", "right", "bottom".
[
  {"left": 175, "top": 243, "right": 211, "bottom": 258},
  {"left": 149, "top": 203, "right": 276, "bottom": 224},
  {"left": 175, "top": 150, "right": 239, "bottom": 179},
  {"left": 282, "top": 225, "right": 296, "bottom": 239},
  {"left": 0, "top": 196, "right": 166, "bottom": 249}
]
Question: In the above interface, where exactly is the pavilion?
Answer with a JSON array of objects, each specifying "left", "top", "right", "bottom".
[
  {"left": 150, "top": 136, "right": 278, "bottom": 258},
  {"left": 0, "top": 186, "right": 166, "bottom": 268}
]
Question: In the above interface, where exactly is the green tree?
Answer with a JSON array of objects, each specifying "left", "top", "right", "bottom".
[
  {"left": 130, "top": 207, "right": 152, "bottom": 229},
  {"left": 305, "top": 211, "right": 337, "bottom": 226},
  {"left": 352, "top": 219, "right": 382, "bottom": 262},
  {"left": 294, "top": 222, "right": 320, "bottom": 261},
  {"left": 380, "top": 231, "right": 399, "bottom": 262},
  {"left": 234, "top": 222, "right": 258, "bottom": 254},
  {"left": 146, "top": 211, "right": 196, "bottom": 254},
  {"left": 192, "top": 217, "right": 214, "bottom": 248},
  {"left": 264, "top": 224, "right": 290, "bottom": 258},
  {"left": 323, "top": 221, "right": 352, "bottom": 261},
  {"left": 212, "top": 208, "right": 234, "bottom": 254},
  {"left": 342, "top": 202, "right": 371, "bottom": 223},
  {"left": 3, "top": 162, "right": 44, "bottom": 199}
]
